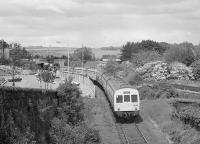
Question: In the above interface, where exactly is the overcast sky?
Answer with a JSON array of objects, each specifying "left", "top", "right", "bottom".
[{"left": 0, "top": 0, "right": 200, "bottom": 47}]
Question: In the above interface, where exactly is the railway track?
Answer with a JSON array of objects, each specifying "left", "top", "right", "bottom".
[
  {"left": 96, "top": 85, "right": 148, "bottom": 144},
  {"left": 116, "top": 123, "right": 148, "bottom": 144}
]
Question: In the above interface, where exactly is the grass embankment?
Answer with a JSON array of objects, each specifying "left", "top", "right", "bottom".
[
  {"left": 83, "top": 86, "right": 121, "bottom": 144},
  {"left": 139, "top": 82, "right": 200, "bottom": 144}
]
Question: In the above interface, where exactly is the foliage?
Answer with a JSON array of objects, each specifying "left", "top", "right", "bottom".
[
  {"left": 120, "top": 40, "right": 169, "bottom": 61},
  {"left": 164, "top": 43, "right": 195, "bottom": 66},
  {"left": 138, "top": 83, "right": 179, "bottom": 100},
  {"left": 0, "top": 57, "right": 12, "bottom": 65},
  {"left": 136, "top": 61, "right": 195, "bottom": 81},
  {"left": 49, "top": 118, "right": 100, "bottom": 144},
  {"left": 139, "top": 40, "right": 168, "bottom": 54},
  {"left": 168, "top": 62, "right": 194, "bottom": 80},
  {"left": 74, "top": 47, "right": 95, "bottom": 64},
  {"left": 53, "top": 63, "right": 60, "bottom": 68},
  {"left": 46, "top": 55, "right": 55, "bottom": 63},
  {"left": 9, "top": 46, "right": 32, "bottom": 66},
  {"left": 104, "top": 61, "right": 123, "bottom": 77},
  {"left": 172, "top": 101, "right": 200, "bottom": 129},
  {"left": 136, "top": 61, "right": 169, "bottom": 81},
  {"left": 131, "top": 51, "right": 162, "bottom": 67},
  {"left": 56, "top": 77, "right": 84, "bottom": 125},
  {"left": 0, "top": 40, "right": 9, "bottom": 64},
  {"left": 194, "top": 46, "right": 200, "bottom": 60},
  {"left": 50, "top": 78, "right": 100, "bottom": 143},
  {"left": 0, "top": 86, "right": 58, "bottom": 144},
  {"left": 120, "top": 42, "right": 139, "bottom": 61},
  {"left": 191, "top": 60, "right": 200, "bottom": 80},
  {"left": 37, "top": 70, "right": 56, "bottom": 90},
  {"left": 126, "top": 72, "right": 143, "bottom": 85}
]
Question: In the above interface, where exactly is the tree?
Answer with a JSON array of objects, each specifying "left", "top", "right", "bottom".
[
  {"left": 120, "top": 40, "right": 169, "bottom": 62},
  {"left": 0, "top": 40, "right": 9, "bottom": 64},
  {"left": 56, "top": 77, "right": 84, "bottom": 125},
  {"left": 164, "top": 43, "right": 195, "bottom": 66},
  {"left": 9, "top": 44, "right": 32, "bottom": 66},
  {"left": 37, "top": 70, "right": 55, "bottom": 90},
  {"left": 104, "top": 61, "right": 123, "bottom": 77},
  {"left": 45, "top": 55, "right": 55, "bottom": 63},
  {"left": 131, "top": 51, "right": 161, "bottom": 67},
  {"left": 73, "top": 47, "right": 94, "bottom": 63},
  {"left": 120, "top": 42, "right": 139, "bottom": 61}
]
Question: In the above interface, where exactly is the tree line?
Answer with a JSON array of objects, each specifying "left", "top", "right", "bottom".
[{"left": 120, "top": 40, "right": 200, "bottom": 67}]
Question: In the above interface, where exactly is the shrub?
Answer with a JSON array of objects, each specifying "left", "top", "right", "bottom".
[
  {"left": 131, "top": 51, "right": 162, "bottom": 67},
  {"left": 191, "top": 60, "right": 200, "bottom": 80},
  {"left": 104, "top": 61, "right": 123, "bottom": 77},
  {"left": 56, "top": 78, "right": 84, "bottom": 125},
  {"left": 85, "top": 127, "right": 100, "bottom": 143},
  {"left": 136, "top": 61, "right": 169, "bottom": 81},
  {"left": 49, "top": 118, "right": 101, "bottom": 144},
  {"left": 0, "top": 86, "right": 58, "bottom": 143},
  {"left": 126, "top": 72, "right": 143, "bottom": 85},
  {"left": 171, "top": 101, "right": 200, "bottom": 129},
  {"left": 138, "top": 83, "right": 179, "bottom": 100},
  {"left": 164, "top": 45, "right": 195, "bottom": 66},
  {"left": 168, "top": 62, "right": 194, "bottom": 80}
]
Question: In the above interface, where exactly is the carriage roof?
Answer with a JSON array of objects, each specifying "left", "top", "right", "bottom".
[{"left": 96, "top": 70, "right": 136, "bottom": 92}]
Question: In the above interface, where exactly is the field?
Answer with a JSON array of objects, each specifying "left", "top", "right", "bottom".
[{"left": 26, "top": 46, "right": 121, "bottom": 58}]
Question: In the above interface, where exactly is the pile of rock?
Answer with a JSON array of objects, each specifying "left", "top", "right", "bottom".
[{"left": 136, "top": 61, "right": 194, "bottom": 81}]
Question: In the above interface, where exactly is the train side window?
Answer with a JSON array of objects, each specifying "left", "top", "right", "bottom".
[
  {"left": 131, "top": 95, "right": 138, "bottom": 102},
  {"left": 124, "top": 95, "right": 130, "bottom": 102},
  {"left": 116, "top": 95, "right": 123, "bottom": 103}
]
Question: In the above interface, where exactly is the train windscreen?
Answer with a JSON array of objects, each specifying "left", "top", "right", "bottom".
[
  {"left": 116, "top": 95, "right": 123, "bottom": 103},
  {"left": 131, "top": 95, "right": 138, "bottom": 102},
  {"left": 124, "top": 95, "right": 130, "bottom": 102}
]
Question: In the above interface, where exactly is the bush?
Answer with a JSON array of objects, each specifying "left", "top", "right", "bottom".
[
  {"left": 126, "top": 72, "right": 143, "bottom": 85},
  {"left": 85, "top": 128, "right": 100, "bottom": 143},
  {"left": 138, "top": 83, "right": 179, "bottom": 100},
  {"left": 49, "top": 118, "right": 101, "bottom": 144},
  {"left": 191, "top": 60, "right": 200, "bottom": 80},
  {"left": 104, "top": 61, "right": 123, "bottom": 77},
  {"left": 168, "top": 62, "right": 194, "bottom": 80},
  {"left": 172, "top": 101, "right": 200, "bottom": 128},
  {"left": 56, "top": 77, "right": 84, "bottom": 125},
  {"left": 136, "top": 61, "right": 169, "bottom": 81},
  {"left": 164, "top": 45, "right": 195, "bottom": 66},
  {"left": 131, "top": 51, "right": 162, "bottom": 67},
  {"left": 0, "top": 86, "right": 58, "bottom": 143}
]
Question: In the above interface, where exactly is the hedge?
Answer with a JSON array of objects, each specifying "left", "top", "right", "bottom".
[
  {"left": 172, "top": 100, "right": 200, "bottom": 128},
  {"left": 0, "top": 86, "right": 58, "bottom": 144}
]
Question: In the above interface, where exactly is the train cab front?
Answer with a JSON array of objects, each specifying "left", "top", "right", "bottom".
[{"left": 114, "top": 88, "right": 140, "bottom": 120}]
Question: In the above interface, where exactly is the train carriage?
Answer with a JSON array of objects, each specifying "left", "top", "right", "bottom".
[
  {"left": 69, "top": 67, "right": 140, "bottom": 118},
  {"left": 95, "top": 71, "right": 140, "bottom": 118}
]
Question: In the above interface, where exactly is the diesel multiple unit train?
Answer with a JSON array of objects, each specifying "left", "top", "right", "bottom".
[{"left": 68, "top": 67, "right": 140, "bottom": 118}]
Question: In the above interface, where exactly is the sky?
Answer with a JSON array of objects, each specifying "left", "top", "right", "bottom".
[{"left": 0, "top": 0, "right": 200, "bottom": 48}]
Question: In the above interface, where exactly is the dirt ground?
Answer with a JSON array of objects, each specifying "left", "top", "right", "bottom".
[{"left": 83, "top": 86, "right": 170, "bottom": 144}]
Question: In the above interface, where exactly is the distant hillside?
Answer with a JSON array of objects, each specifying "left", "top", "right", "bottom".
[
  {"left": 100, "top": 46, "right": 121, "bottom": 51},
  {"left": 25, "top": 46, "right": 121, "bottom": 58}
]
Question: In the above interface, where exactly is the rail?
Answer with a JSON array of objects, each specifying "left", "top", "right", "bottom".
[
  {"left": 135, "top": 124, "right": 149, "bottom": 144},
  {"left": 63, "top": 67, "right": 150, "bottom": 144},
  {"left": 116, "top": 124, "right": 130, "bottom": 144}
]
